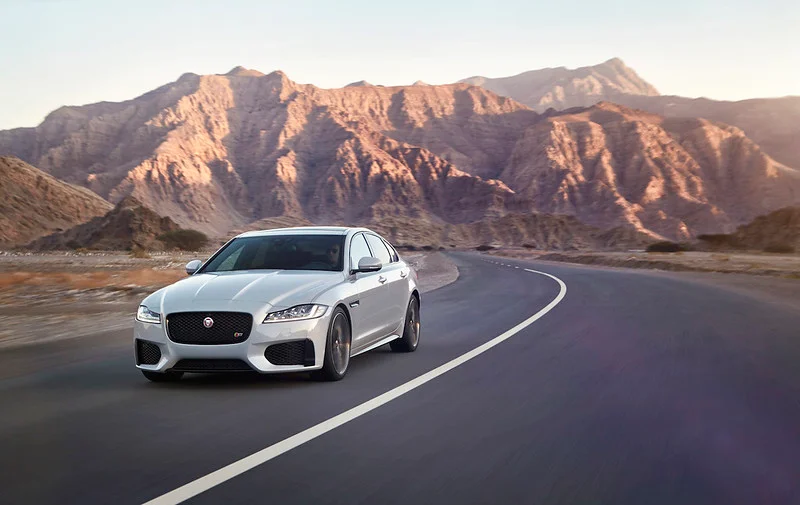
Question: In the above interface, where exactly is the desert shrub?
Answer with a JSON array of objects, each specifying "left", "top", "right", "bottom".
[
  {"left": 696, "top": 233, "right": 739, "bottom": 251},
  {"left": 130, "top": 246, "right": 151, "bottom": 259},
  {"left": 522, "top": 243, "right": 536, "bottom": 249},
  {"left": 764, "top": 243, "right": 796, "bottom": 254},
  {"left": 438, "top": 246, "right": 445, "bottom": 251},
  {"left": 422, "top": 245, "right": 435, "bottom": 251},
  {"left": 65, "top": 240, "right": 82, "bottom": 250},
  {"left": 646, "top": 241, "right": 685, "bottom": 253},
  {"left": 159, "top": 229, "right": 209, "bottom": 251},
  {"left": 476, "top": 244, "right": 495, "bottom": 252},
  {"left": 697, "top": 234, "right": 732, "bottom": 244}
]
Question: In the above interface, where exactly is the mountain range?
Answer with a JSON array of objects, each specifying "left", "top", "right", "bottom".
[
  {"left": 0, "top": 59, "right": 798, "bottom": 248},
  {"left": 463, "top": 58, "right": 800, "bottom": 169}
]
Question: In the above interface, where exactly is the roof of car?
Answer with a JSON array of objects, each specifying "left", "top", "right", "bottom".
[{"left": 236, "top": 226, "right": 373, "bottom": 238}]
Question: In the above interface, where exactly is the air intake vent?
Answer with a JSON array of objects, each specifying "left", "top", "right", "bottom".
[
  {"left": 171, "top": 359, "right": 253, "bottom": 372},
  {"left": 265, "top": 340, "right": 315, "bottom": 366},
  {"left": 136, "top": 340, "right": 161, "bottom": 365},
  {"left": 166, "top": 312, "right": 253, "bottom": 345}
]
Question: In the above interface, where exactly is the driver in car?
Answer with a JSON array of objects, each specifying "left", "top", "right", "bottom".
[{"left": 326, "top": 244, "right": 341, "bottom": 269}]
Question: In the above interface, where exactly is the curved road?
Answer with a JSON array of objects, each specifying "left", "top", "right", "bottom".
[{"left": 1, "top": 253, "right": 800, "bottom": 504}]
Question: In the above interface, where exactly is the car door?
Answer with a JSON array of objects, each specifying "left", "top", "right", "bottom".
[
  {"left": 364, "top": 233, "right": 406, "bottom": 335},
  {"left": 348, "top": 233, "right": 387, "bottom": 350},
  {"left": 382, "top": 237, "right": 411, "bottom": 327}
]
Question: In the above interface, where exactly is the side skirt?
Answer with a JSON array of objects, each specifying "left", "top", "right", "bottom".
[{"left": 351, "top": 334, "right": 401, "bottom": 357}]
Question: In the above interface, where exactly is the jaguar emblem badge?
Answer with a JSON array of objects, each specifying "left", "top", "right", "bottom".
[{"left": 203, "top": 317, "right": 214, "bottom": 329}]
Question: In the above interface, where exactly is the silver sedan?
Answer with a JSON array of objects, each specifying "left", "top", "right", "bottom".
[{"left": 133, "top": 227, "right": 421, "bottom": 382}]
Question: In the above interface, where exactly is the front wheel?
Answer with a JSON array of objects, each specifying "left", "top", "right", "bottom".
[
  {"left": 391, "top": 296, "right": 420, "bottom": 352},
  {"left": 313, "top": 307, "right": 351, "bottom": 381},
  {"left": 141, "top": 370, "right": 184, "bottom": 382}
]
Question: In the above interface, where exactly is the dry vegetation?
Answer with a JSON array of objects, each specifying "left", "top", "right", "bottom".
[
  {"left": 0, "top": 252, "right": 198, "bottom": 307},
  {"left": 0, "top": 269, "right": 186, "bottom": 292},
  {"left": 0, "top": 252, "right": 196, "bottom": 349}
]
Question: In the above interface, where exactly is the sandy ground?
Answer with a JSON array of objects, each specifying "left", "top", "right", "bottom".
[{"left": 0, "top": 251, "right": 458, "bottom": 349}]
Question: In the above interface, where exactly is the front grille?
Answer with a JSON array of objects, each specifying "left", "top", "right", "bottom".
[
  {"left": 136, "top": 339, "right": 161, "bottom": 365},
  {"left": 265, "top": 340, "right": 315, "bottom": 366},
  {"left": 166, "top": 312, "right": 253, "bottom": 345},
  {"left": 171, "top": 359, "right": 253, "bottom": 372}
]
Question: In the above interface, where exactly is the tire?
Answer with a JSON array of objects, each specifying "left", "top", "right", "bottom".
[
  {"left": 391, "top": 296, "right": 420, "bottom": 352},
  {"left": 313, "top": 307, "right": 351, "bottom": 381},
  {"left": 141, "top": 370, "right": 184, "bottom": 382}
]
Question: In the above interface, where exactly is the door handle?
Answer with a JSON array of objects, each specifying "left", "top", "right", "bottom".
[
  {"left": 400, "top": 270, "right": 407, "bottom": 278},
  {"left": 378, "top": 276, "right": 387, "bottom": 284}
]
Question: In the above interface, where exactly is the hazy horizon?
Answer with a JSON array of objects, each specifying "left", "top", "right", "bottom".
[{"left": 1, "top": 0, "right": 798, "bottom": 130}]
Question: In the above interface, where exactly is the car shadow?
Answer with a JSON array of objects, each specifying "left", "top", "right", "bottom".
[{"left": 141, "top": 344, "right": 400, "bottom": 390}]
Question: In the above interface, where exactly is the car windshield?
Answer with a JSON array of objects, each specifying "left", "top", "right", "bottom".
[{"left": 200, "top": 234, "right": 345, "bottom": 273}]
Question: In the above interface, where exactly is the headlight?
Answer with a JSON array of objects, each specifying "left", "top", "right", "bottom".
[
  {"left": 136, "top": 305, "right": 161, "bottom": 324},
  {"left": 263, "top": 304, "right": 328, "bottom": 323}
]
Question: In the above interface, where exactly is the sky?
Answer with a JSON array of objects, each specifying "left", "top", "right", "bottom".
[{"left": 0, "top": 0, "right": 798, "bottom": 130}]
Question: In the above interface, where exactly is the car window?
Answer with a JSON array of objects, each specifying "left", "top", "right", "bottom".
[
  {"left": 365, "top": 234, "right": 392, "bottom": 265},
  {"left": 215, "top": 242, "right": 246, "bottom": 271},
  {"left": 382, "top": 238, "right": 399, "bottom": 263},
  {"left": 349, "top": 233, "right": 372, "bottom": 270},
  {"left": 200, "top": 234, "right": 345, "bottom": 272}
]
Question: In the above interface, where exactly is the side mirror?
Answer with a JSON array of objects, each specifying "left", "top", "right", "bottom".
[
  {"left": 354, "top": 256, "right": 382, "bottom": 274},
  {"left": 185, "top": 259, "right": 202, "bottom": 276}
]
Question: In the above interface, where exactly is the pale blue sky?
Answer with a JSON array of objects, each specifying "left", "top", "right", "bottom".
[{"left": 1, "top": 0, "right": 798, "bottom": 129}]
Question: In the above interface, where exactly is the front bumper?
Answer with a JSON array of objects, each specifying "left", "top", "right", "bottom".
[{"left": 134, "top": 307, "right": 330, "bottom": 373}]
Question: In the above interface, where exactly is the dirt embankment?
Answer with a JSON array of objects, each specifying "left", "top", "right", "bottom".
[{"left": 486, "top": 249, "right": 800, "bottom": 279}]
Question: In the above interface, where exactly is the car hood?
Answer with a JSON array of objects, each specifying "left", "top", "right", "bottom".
[{"left": 147, "top": 270, "right": 344, "bottom": 309}]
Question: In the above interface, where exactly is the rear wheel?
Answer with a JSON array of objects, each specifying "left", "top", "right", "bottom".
[
  {"left": 313, "top": 307, "right": 351, "bottom": 381},
  {"left": 391, "top": 296, "right": 420, "bottom": 352},
  {"left": 141, "top": 370, "right": 184, "bottom": 382}
]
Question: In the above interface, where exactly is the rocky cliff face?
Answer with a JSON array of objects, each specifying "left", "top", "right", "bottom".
[
  {"left": 501, "top": 103, "right": 800, "bottom": 239},
  {"left": 460, "top": 58, "right": 659, "bottom": 112},
  {"left": 0, "top": 156, "right": 112, "bottom": 247},
  {"left": 612, "top": 95, "right": 800, "bottom": 171},
  {"left": 1, "top": 68, "right": 798, "bottom": 243}
]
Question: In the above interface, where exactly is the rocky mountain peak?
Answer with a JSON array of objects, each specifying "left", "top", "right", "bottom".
[
  {"left": 225, "top": 66, "right": 266, "bottom": 77},
  {"left": 459, "top": 57, "right": 659, "bottom": 112}
]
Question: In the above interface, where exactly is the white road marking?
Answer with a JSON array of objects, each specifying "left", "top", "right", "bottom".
[{"left": 142, "top": 268, "right": 568, "bottom": 505}]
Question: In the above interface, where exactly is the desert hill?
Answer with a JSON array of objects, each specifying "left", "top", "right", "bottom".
[{"left": 0, "top": 156, "right": 112, "bottom": 247}]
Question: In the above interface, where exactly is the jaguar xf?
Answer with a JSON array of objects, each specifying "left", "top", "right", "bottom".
[{"left": 133, "top": 227, "right": 421, "bottom": 382}]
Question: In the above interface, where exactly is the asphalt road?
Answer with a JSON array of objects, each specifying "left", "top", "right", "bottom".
[{"left": 2, "top": 253, "right": 800, "bottom": 505}]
